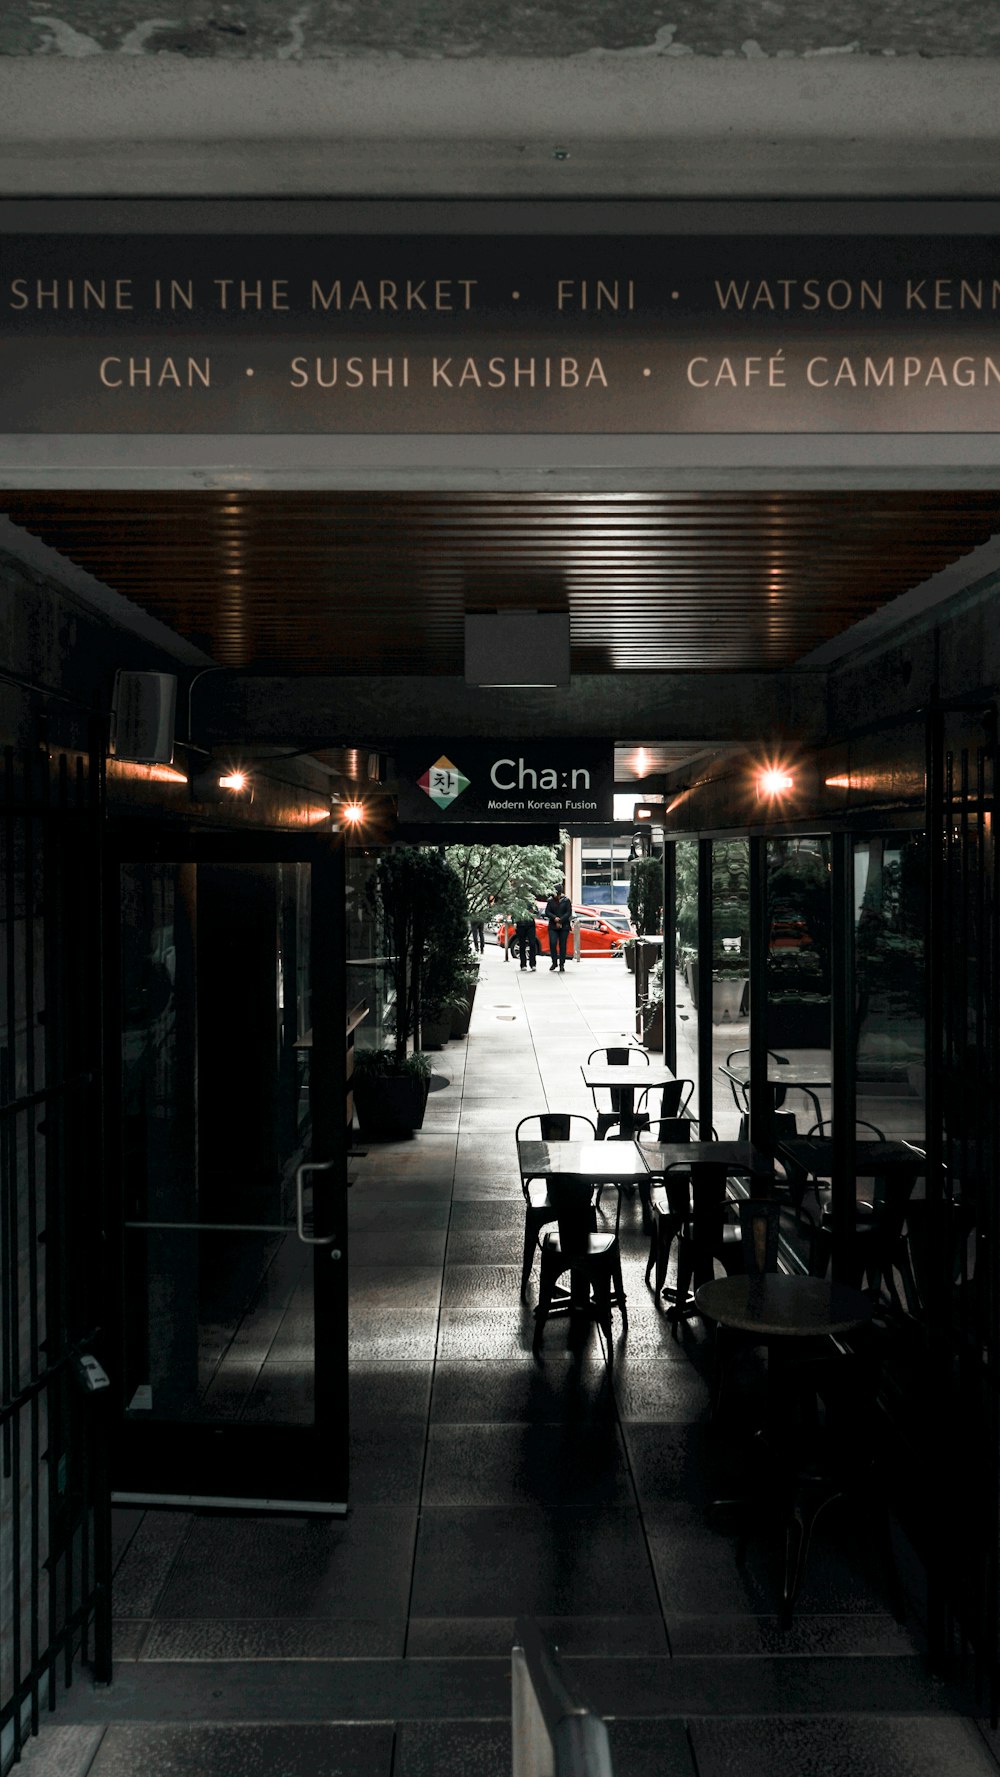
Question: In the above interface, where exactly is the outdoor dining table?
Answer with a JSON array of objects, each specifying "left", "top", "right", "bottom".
[
  {"left": 580, "top": 1060, "right": 677, "bottom": 1138},
  {"left": 516, "top": 1138, "right": 650, "bottom": 1186},
  {"left": 776, "top": 1137, "right": 926, "bottom": 1183},
  {"left": 695, "top": 1272, "right": 875, "bottom": 1414},
  {"left": 720, "top": 1059, "right": 833, "bottom": 1093}
]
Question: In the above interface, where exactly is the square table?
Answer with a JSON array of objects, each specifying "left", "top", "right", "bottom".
[
  {"left": 516, "top": 1139, "right": 649, "bottom": 1185},
  {"left": 580, "top": 1060, "right": 677, "bottom": 1138}
]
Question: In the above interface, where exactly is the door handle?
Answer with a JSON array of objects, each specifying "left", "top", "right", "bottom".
[{"left": 295, "top": 1160, "right": 337, "bottom": 1246}]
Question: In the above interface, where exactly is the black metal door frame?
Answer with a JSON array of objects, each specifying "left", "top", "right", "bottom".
[
  {"left": 103, "top": 823, "right": 349, "bottom": 1514},
  {"left": 0, "top": 738, "right": 110, "bottom": 1770}
]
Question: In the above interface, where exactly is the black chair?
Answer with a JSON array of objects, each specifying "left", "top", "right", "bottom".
[
  {"left": 533, "top": 1172, "right": 627, "bottom": 1358},
  {"left": 633, "top": 1076, "right": 695, "bottom": 1128},
  {"left": 667, "top": 1160, "right": 778, "bottom": 1332},
  {"left": 586, "top": 1045, "right": 649, "bottom": 1139},
  {"left": 725, "top": 1047, "right": 823, "bottom": 1141},
  {"left": 515, "top": 1112, "right": 597, "bottom": 1300},
  {"left": 735, "top": 1332, "right": 905, "bottom": 1629},
  {"left": 710, "top": 1198, "right": 783, "bottom": 1419},
  {"left": 638, "top": 1119, "right": 694, "bottom": 1280}
]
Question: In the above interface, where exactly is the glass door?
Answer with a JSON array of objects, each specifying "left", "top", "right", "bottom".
[{"left": 107, "top": 831, "right": 348, "bottom": 1512}]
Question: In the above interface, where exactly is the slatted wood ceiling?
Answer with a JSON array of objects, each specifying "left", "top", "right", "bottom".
[{"left": 2, "top": 490, "right": 998, "bottom": 676}]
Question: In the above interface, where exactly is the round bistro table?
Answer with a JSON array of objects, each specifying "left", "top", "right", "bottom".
[{"left": 695, "top": 1273, "right": 875, "bottom": 1341}]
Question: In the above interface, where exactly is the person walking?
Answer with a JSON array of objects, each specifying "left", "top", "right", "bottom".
[
  {"left": 515, "top": 912, "right": 538, "bottom": 971},
  {"left": 469, "top": 916, "right": 486, "bottom": 953},
  {"left": 544, "top": 886, "right": 573, "bottom": 972}
]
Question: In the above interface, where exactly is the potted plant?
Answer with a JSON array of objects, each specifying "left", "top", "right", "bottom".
[
  {"left": 353, "top": 1046, "right": 431, "bottom": 1140},
  {"left": 361, "top": 847, "right": 469, "bottom": 1131},
  {"left": 449, "top": 956, "right": 480, "bottom": 1038}
]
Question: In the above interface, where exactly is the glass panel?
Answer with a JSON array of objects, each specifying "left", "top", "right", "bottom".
[
  {"left": 854, "top": 832, "right": 925, "bottom": 1142},
  {"left": 711, "top": 840, "right": 750, "bottom": 1139},
  {"left": 674, "top": 839, "right": 699, "bottom": 1115},
  {"left": 346, "top": 846, "right": 392, "bottom": 1052},
  {"left": 120, "top": 859, "right": 316, "bottom": 1430},
  {"left": 764, "top": 837, "right": 832, "bottom": 1134}
]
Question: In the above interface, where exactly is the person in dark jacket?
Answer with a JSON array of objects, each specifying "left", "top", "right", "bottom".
[
  {"left": 544, "top": 887, "right": 573, "bottom": 972},
  {"left": 514, "top": 913, "right": 538, "bottom": 971}
]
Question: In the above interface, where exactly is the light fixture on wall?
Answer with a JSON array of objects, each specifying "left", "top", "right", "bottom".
[
  {"left": 464, "top": 611, "right": 571, "bottom": 688},
  {"left": 756, "top": 764, "right": 795, "bottom": 799},
  {"left": 190, "top": 763, "right": 254, "bottom": 803}
]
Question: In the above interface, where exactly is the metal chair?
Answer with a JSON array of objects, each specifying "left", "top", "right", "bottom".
[
  {"left": 515, "top": 1112, "right": 597, "bottom": 1300},
  {"left": 667, "top": 1160, "right": 778, "bottom": 1332},
  {"left": 710, "top": 1198, "right": 783, "bottom": 1418},
  {"left": 533, "top": 1172, "right": 627, "bottom": 1359},
  {"left": 633, "top": 1076, "right": 695, "bottom": 1129},
  {"left": 585, "top": 1045, "right": 649, "bottom": 1139},
  {"left": 725, "top": 1046, "right": 823, "bottom": 1140}
]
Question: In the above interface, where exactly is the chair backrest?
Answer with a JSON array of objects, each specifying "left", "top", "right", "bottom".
[
  {"left": 587, "top": 1046, "right": 649, "bottom": 1069},
  {"left": 516, "top": 1112, "right": 597, "bottom": 1145},
  {"left": 807, "top": 1117, "right": 886, "bottom": 1141},
  {"left": 738, "top": 1196, "right": 782, "bottom": 1278},
  {"left": 726, "top": 1047, "right": 790, "bottom": 1110},
  {"left": 546, "top": 1173, "right": 600, "bottom": 1256},
  {"left": 640, "top": 1116, "right": 692, "bottom": 1146},
  {"left": 637, "top": 1079, "right": 694, "bottom": 1119},
  {"left": 662, "top": 1159, "right": 693, "bottom": 1217}
]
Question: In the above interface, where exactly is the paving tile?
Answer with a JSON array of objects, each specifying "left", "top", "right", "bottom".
[
  {"left": 393, "top": 1720, "right": 509, "bottom": 1777},
  {"left": 690, "top": 1716, "right": 999, "bottom": 1777},
  {"left": 350, "top": 1360, "right": 433, "bottom": 1427},
  {"left": 411, "top": 1506, "right": 660, "bottom": 1617},
  {"left": 612, "top": 1357, "right": 713, "bottom": 1423},
  {"left": 667, "top": 1613, "right": 922, "bottom": 1658},
  {"left": 350, "top": 1421, "right": 426, "bottom": 1504},
  {"left": 9, "top": 1726, "right": 105, "bottom": 1777},
  {"left": 110, "top": 1508, "right": 144, "bottom": 1572},
  {"left": 350, "top": 1232, "right": 448, "bottom": 1266},
  {"left": 111, "top": 1511, "right": 193, "bottom": 1618},
  {"left": 348, "top": 1266, "right": 443, "bottom": 1311},
  {"left": 622, "top": 1425, "right": 745, "bottom": 1508},
  {"left": 644, "top": 1502, "right": 887, "bottom": 1617},
  {"left": 605, "top": 1720, "right": 697, "bottom": 1777},
  {"left": 445, "top": 1228, "right": 523, "bottom": 1265},
  {"left": 140, "top": 1617, "right": 403, "bottom": 1659},
  {"left": 449, "top": 1202, "right": 524, "bottom": 1231},
  {"left": 430, "top": 1358, "right": 613, "bottom": 1425},
  {"left": 112, "top": 1619, "right": 152, "bottom": 1660},
  {"left": 87, "top": 1725, "right": 393, "bottom": 1777},
  {"left": 423, "top": 1423, "right": 634, "bottom": 1508},
  {"left": 347, "top": 1201, "right": 451, "bottom": 1232},
  {"left": 155, "top": 1509, "right": 416, "bottom": 1620},
  {"left": 407, "top": 1614, "right": 668, "bottom": 1657}
]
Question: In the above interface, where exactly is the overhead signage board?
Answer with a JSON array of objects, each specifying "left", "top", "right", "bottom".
[
  {"left": 7, "top": 233, "right": 1000, "bottom": 432},
  {"left": 395, "top": 740, "right": 613, "bottom": 824}
]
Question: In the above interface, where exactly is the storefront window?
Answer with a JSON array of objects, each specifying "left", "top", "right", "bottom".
[
  {"left": 674, "top": 839, "right": 699, "bottom": 1116},
  {"left": 711, "top": 840, "right": 750, "bottom": 1138},
  {"left": 346, "top": 846, "right": 392, "bottom": 1051},
  {"left": 763, "top": 836, "right": 833, "bottom": 1134},
  {"left": 853, "top": 832, "right": 925, "bottom": 1141}
]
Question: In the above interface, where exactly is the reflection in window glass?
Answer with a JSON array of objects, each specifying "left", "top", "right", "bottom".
[
  {"left": 711, "top": 841, "right": 750, "bottom": 1139},
  {"left": 854, "top": 832, "right": 925, "bottom": 1142},
  {"left": 764, "top": 837, "right": 832, "bottom": 1135},
  {"left": 673, "top": 840, "right": 699, "bottom": 1120}
]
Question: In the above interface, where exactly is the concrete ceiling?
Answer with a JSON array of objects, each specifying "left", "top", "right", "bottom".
[{"left": 1, "top": 2, "right": 995, "bottom": 60}]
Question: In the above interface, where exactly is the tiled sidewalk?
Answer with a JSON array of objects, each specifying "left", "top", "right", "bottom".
[{"left": 30, "top": 946, "right": 1000, "bottom": 1777}]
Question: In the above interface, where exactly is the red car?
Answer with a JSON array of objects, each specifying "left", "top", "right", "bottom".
[{"left": 499, "top": 905, "right": 626, "bottom": 959}]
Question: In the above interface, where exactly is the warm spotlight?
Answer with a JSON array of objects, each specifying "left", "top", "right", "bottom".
[
  {"left": 757, "top": 766, "right": 795, "bottom": 798},
  {"left": 341, "top": 800, "right": 365, "bottom": 826},
  {"left": 218, "top": 770, "right": 248, "bottom": 792}
]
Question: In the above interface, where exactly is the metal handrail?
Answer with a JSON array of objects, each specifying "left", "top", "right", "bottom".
[{"left": 511, "top": 1618, "right": 613, "bottom": 1777}]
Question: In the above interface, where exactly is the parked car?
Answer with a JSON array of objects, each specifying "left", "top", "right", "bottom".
[{"left": 499, "top": 904, "right": 626, "bottom": 959}]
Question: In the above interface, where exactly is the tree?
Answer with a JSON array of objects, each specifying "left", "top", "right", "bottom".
[
  {"left": 368, "top": 848, "right": 469, "bottom": 1065},
  {"left": 444, "top": 843, "right": 561, "bottom": 920},
  {"left": 627, "top": 856, "right": 663, "bottom": 935}
]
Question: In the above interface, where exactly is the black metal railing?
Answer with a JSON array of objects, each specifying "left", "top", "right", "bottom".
[{"left": 0, "top": 741, "right": 110, "bottom": 1770}]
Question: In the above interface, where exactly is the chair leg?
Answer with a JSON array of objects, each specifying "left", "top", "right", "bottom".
[
  {"left": 611, "top": 1248, "right": 628, "bottom": 1333},
  {"left": 521, "top": 1203, "right": 552, "bottom": 1299},
  {"left": 592, "top": 1272, "right": 614, "bottom": 1351},
  {"left": 533, "top": 1250, "right": 558, "bottom": 1352},
  {"left": 654, "top": 1216, "right": 677, "bottom": 1300}
]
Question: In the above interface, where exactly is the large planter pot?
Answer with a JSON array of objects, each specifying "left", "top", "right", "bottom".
[
  {"left": 450, "top": 987, "right": 475, "bottom": 1039},
  {"left": 624, "top": 945, "right": 636, "bottom": 975},
  {"left": 711, "top": 977, "right": 749, "bottom": 1024},
  {"left": 353, "top": 1072, "right": 428, "bottom": 1141},
  {"left": 642, "top": 1003, "right": 664, "bottom": 1051},
  {"left": 421, "top": 1017, "right": 451, "bottom": 1050}
]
